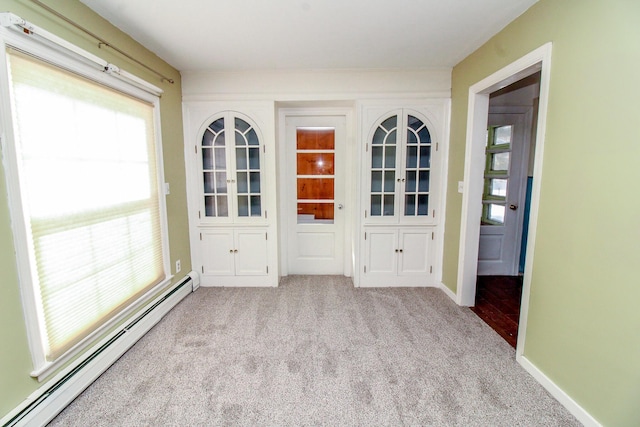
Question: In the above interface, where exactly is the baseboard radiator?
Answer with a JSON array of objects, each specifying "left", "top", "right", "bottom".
[{"left": 2, "top": 271, "right": 199, "bottom": 427}]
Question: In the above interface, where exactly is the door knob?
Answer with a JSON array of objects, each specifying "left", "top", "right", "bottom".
[
  {"left": 338, "top": 204, "right": 344, "bottom": 210},
  {"left": 509, "top": 204, "right": 518, "bottom": 210}
]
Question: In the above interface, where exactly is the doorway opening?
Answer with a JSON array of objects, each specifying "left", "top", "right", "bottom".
[
  {"left": 456, "top": 43, "right": 552, "bottom": 357},
  {"left": 472, "top": 72, "right": 541, "bottom": 348}
]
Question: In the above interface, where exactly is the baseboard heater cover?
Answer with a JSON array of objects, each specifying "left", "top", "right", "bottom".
[{"left": 1, "top": 272, "right": 197, "bottom": 427}]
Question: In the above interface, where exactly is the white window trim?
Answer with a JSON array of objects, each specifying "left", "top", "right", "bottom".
[{"left": 0, "top": 25, "right": 172, "bottom": 381}]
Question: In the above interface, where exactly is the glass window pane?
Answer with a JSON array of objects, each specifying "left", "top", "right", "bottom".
[
  {"left": 405, "top": 194, "right": 416, "bottom": 216},
  {"left": 407, "top": 115, "right": 422, "bottom": 131},
  {"left": 202, "top": 129, "right": 214, "bottom": 146},
  {"left": 209, "top": 118, "right": 224, "bottom": 133},
  {"left": 371, "top": 171, "right": 382, "bottom": 192},
  {"left": 405, "top": 170, "right": 417, "bottom": 192},
  {"left": 203, "top": 172, "right": 214, "bottom": 193},
  {"left": 236, "top": 148, "right": 247, "bottom": 170},
  {"left": 383, "top": 195, "right": 395, "bottom": 216},
  {"left": 494, "top": 125, "right": 512, "bottom": 145},
  {"left": 205, "top": 195, "right": 215, "bottom": 217},
  {"left": 297, "top": 178, "right": 334, "bottom": 200},
  {"left": 247, "top": 129, "right": 259, "bottom": 146},
  {"left": 217, "top": 196, "right": 228, "bottom": 217},
  {"left": 371, "top": 146, "right": 383, "bottom": 168},
  {"left": 386, "top": 129, "right": 397, "bottom": 145},
  {"left": 372, "top": 128, "right": 386, "bottom": 145},
  {"left": 215, "top": 172, "right": 227, "bottom": 193},
  {"left": 418, "top": 171, "right": 430, "bottom": 192},
  {"left": 492, "top": 152, "right": 510, "bottom": 171},
  {"left": 214, "top": 148, "right": 226, "bottom": 170},
  {"left": 297, "top": 202, "right": 334, "bottom": 223},
  {"left": 406, "top": 146, "right": 417, "bottom": 168},
  {"left": 214, "top": 130, "right": 225, "bottom": 147},
  {"left": 202, "top": 148, "right": 212, "bottom": 170},
  {"left": 237, "top": 172, "right": 248, "bottom": 193},
  {"left": 384, "top": 171, "right": 395, "bottom": 192},
  {"left": 384, "top": 146, "right": 396, "bottom": 168},
  {"left": 249, "top": 172, "right": 261, "bottom": 193},
  {"left": 250, "top": 195, "right": 261, "bottom": 216},
  {"left": 489, "top": 204, "right": 505, "bottom": 223},
  {"left": 381, "top": 116, "right": 397, "bottom": 131},
  {"left": 235, "top": 130, "right": 246, "bottom": 146},
  {"left": 238, "top": 195, "right": 249, "bottom": 216},
  {"left": 371, "top": 195, "right": 382, "bottom": 216},
  {"left": 418, "top": 195, "right": 429, "bottom": 215},
  {"left": 407, "top": 129, "right": 418, "bottom": 144},
  {"left": 235, "top": 117, "right": 250, "bottom": 133},
  {"left": 490, "top": 179, "right": 507, "bottom": 197},
  {"left": 418, "top": 127, "right": 431, "bottom": 143},
  {"left": 419, "top": 146, "right": 431, "bottom": 168},
  {"left": 249, "top": 147, "right": 260, "bottom": 169}
]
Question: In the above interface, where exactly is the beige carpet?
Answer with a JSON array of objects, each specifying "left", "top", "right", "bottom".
[{"left": 49, "top": 276, "right": 579, "bottom": 426}]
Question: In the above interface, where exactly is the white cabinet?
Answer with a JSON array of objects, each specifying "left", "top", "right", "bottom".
[
  {"left": 201, "top": 229, "right": 268, "bottom": 278},
  {"left": 363, "top": 228, "right": 433, "bottom": 286},
  {"left": 359, "top": 104, "right": 445, "bottom": 287},
  {"left": 184, "top": 104, "right": 278, "bottom": 287}
]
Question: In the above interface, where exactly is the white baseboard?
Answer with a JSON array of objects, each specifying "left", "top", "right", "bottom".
[
  {"left": 439, "top": 282, "right": 458, "bottom": 302},
  {"left": 517, "top": 354, "right": 601, "bottom": 427},
  {"left": 1, "top": 273, "right": 195, "bottom": 427}
]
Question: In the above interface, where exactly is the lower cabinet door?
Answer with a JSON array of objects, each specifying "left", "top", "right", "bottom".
[
  {"left": 235, "top": 230, "right": 268, "bottom": 276},
  {"left": 398, "top": 229, "right": 431, "bottom": 276},
  {"left": 365, "top": 228, "right": 398, "bottom": 276},
  {"left": 201, "top": 230, "right": 235, "bottom": 275}
]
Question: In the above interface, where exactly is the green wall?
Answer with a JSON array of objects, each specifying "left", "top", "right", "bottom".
[
  {"left": 443, "top": 0, "right": 640, "bottom": 425},
  {"left": 0, "top": 0, "right": 190, "bottom": 419}
]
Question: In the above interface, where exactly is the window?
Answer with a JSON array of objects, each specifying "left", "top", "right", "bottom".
[
  {"left": 4, "top": 47, "right": 168, "bottom": 375},
  {"left": 482, "top": 125, "right": 512, "bottom": 224}
]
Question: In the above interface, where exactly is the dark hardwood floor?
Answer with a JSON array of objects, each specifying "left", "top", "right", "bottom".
[{"left": 470, "top": 275, "right": 523, "bottom": 348}]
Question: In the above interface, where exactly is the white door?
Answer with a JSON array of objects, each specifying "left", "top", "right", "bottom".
[
  {"left": 477, "top": 113, "right": 529, "bottom": 275},
  {"left": 286, "top": 116, "right": 345, "bottom": 274}
]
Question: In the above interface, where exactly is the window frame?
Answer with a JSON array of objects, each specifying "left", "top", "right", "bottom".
[{"left": 0, "top": 26, "right": 172, "bottom": 380}]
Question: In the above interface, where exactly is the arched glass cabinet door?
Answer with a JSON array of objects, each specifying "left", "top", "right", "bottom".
[
  {"left": 368, "top": 111, "right": 432, "bottom": 220},
  {"left": 200, "top": 113, "right": 263, "bottom": 219}
]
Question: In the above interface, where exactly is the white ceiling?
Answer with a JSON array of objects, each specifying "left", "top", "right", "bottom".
[{"left": 79, "top": 0, "right": 537, "bottom": 72}]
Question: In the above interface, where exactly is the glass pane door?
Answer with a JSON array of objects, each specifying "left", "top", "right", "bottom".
[
  {"left": 234, "top": 117, "right": 262, "bottom": 217},
  {"left": 404, "top": 115, "right": 431, "bottom": 216},
  {"left": 202, "top": 117, "right": 228, "bottom": 217},
  {"left": 482, "top": 124, "right": 513, "bottom": 224},
  {"left": 296, "top": 127, "right": 335, "bottom": 223},
  {"left": 370, "top": 116, "right": 397, "bottom": 216}
]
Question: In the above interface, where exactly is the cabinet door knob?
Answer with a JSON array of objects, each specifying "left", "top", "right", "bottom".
[
  {"left": 399, "top": 249, "right": 403, "bottom": 253},
  {"left": 338, "top": 204, "right": 344, "bottom": 210},
  {"left": 395, "top": 249, "right": 399, "bottom": 252},
  {"left": 229, "top": 249, "right": 233, "bottom": 253}
]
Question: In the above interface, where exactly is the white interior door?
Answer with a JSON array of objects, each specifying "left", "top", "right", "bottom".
[
  {"left": 286, "top": 115, "right": 345, "bottom": 274},
  {"left": 477, "top": 113, "right": 529, "bottom": 275}
]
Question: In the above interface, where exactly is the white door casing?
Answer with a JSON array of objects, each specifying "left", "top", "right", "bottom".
[
  {"left": 477, "top": 111, "right": 531, "bottom": 275},
  {"left": 285, "top": 115, "right": 346, "bottom": 275}
]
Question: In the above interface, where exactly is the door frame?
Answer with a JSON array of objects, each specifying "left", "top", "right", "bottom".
[
  {"left": 277, "top": 107, "right": 355, "bottom": 277},
  {"left": 456, "top": 43, "right": 552, "bottom": 358}
]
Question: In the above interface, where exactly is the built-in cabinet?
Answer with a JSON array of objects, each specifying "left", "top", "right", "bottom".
[
  {"left": 359, "top": 105, "right": 445, "bottom": 287},
  {"left": 184, "top": 104, "right": 278, "bottom": 287}
]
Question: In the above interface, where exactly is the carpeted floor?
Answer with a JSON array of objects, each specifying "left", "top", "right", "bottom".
[{"left": 49, "top": 276, "right": 579, "bottom": 426}]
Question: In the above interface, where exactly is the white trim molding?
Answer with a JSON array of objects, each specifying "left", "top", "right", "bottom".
[{"left": 517, "top": 355, "right": 602, "bottom": 427}]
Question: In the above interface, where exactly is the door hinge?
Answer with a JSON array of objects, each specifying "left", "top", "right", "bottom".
[
  {"left": 266, "top": 265, "right": 269, "bottom": 274},
  {"left": 198, "top": 211, "right": 201, "bottom": 219},
  {"left": 365, "top": 143, "right": 369, "bottom": 152},
  {"left": 430, "top": 266, "right": 433, "bottom": 274},
  {"left": 364, "top": 210, "right": 367, "bottom": 218},
  {"left": 364, "top": 265, "right": 367, "bottom": 273},
  {"left": 201, "top": 266, "right": 204, "bottom": 273},
  {"left": 195, "top": 145, "right": 198, "bottom": 154},
  {"left": 199, "top": 232, "right": 202, "bottom": 240},
  {"left": 433, "top": 209, "right": 435, "bottom": 218},
  {"left": 364, "top": 232, "right": 367, "bottom": 240},
  {"left": 265, "top": 210, "right": 268, "bottom": 219},
  {"left": 265, "top": 232, "right": 268, "bottom": 240},
  {"left": 436, "top": 142, "right": 439, "bottom": 151},
  {"left": 431, "top": 231, "right": 434, "bottom": 240}
]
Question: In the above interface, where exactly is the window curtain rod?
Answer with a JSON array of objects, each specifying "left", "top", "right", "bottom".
[
  {"left": 0, "top": 12, "right": 164, "bottom": 96},
  {"left": 28, "top": 0, "right": 174, "bottom": 85}
]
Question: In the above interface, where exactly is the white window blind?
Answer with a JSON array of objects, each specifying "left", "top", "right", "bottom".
[{"left": 7, "top": 50, "right": 166, "bottom": 361}]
